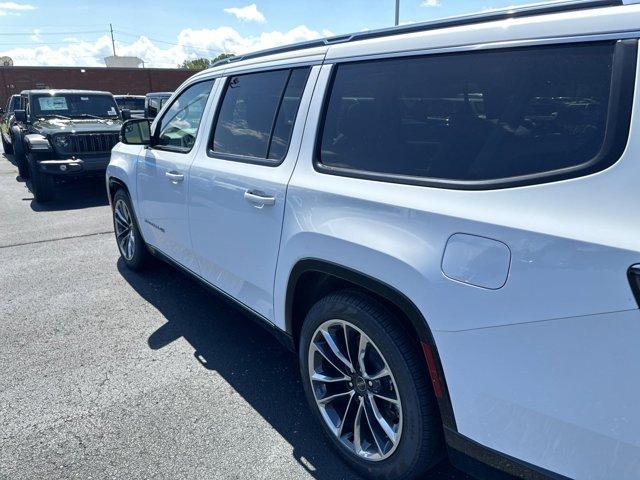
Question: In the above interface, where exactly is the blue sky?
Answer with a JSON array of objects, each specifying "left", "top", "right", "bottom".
[{"left": 0, "top": 0, "right": 539, "bottom": 67}]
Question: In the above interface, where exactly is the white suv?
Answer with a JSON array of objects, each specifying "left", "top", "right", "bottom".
[{"left": 106, "top": 2, "right": 640, "bottom": 479}]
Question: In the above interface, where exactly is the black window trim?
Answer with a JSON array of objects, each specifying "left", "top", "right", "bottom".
[
  {"left": 207, "top": 66, "right": 310, "bottom": 167},
  {"left": 313, "top": 39, "right": 637, "bottom": 190},
  {"left": 151, "top": 78, "right": 216, "bottom": 154}
]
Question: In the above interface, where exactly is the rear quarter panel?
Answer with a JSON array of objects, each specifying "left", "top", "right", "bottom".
[{"left": 275, "top": 62, "right": 640, "bottom": 334}]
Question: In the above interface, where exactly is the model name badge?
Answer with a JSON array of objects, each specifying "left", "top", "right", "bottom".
[{"left": 144, "top": 219, "right": 165, "bottom": 233}]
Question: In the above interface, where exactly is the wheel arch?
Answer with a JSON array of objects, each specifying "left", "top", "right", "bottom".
[
  {"left": 107, "top": 173, "right": 149, "bottom": 246},
  {"left": 285, "top": 258, "right": 457, "bottom": 430},
  {"left": 107, "top": 175, "right": 129, "bottom": 206}
]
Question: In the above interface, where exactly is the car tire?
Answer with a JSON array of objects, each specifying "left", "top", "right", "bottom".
[
  {"left": 12, "top": 132, "right": 28, "bottom": 179},
  {"left": 28, "top": 154, "right": 55, "bottom": 203},
  {"left": 1, "top": 133, "right": 13, "bottom": 155},
  {"left": 112, "top": 189, "right": 150, "bottom": 271},
  {"left": 299, "top": 290, "right": 444, "bottom": 480}
]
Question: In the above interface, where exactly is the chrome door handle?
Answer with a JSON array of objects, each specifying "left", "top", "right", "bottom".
[
  {"left": 244, "top": 190, "right": 275, "bottom": 207},
  {"left": 165, "top": 171, "right": 184, "bottom": 183}
]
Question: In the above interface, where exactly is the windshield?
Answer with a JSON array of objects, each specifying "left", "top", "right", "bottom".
[
  {"left": 32, "top": 94, "right": 119, "bottom": 119},
  {"left": 115, "top": 97, "right": 145, "bottom": 111}
]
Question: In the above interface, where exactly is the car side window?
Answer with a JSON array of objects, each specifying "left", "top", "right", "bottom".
[
  {"left": 211, "top": 67, "right": 310, "bottom": 163},
  {"left": 317, "top": 41, "right": 632, "bottom": 188},
  {"left": 155, "top": 81, "right": 214, "bottom": 153}
]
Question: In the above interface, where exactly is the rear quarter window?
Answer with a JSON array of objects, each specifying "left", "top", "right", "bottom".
[{"left": 317, "top": 40, "right": 636, "bottom": 189}]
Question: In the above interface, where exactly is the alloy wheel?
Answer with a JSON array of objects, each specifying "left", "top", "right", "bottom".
[
  {"left": 308, "top": 319, "right": 403, "bottom": 461},
  {"left": 114, "top": 199, "right": 136, "bottom": 261}
]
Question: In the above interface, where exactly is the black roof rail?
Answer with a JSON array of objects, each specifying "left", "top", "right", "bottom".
[{"left": 211, "top": 0, "right": 622, "bottom": 67}]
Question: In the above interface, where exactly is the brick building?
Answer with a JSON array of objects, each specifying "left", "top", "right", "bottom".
[{"left": 0, "top": 66, "right": 196, "bottom": 106}]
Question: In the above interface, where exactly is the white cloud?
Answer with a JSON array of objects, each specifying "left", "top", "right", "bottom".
[
  {"left": 0, "top": 1, "right": 36, "bottom": 13},
  {"left": 0, "top": 25, "right": 329, "bottom": 67},
  {"left": 224, "top": 3, "right": 266, "bottom": 23},
  {"left": 0, "top": 1, "right": 35, "bottom": 9},
  {"left": 30, "top": 29, "right": 41, "bottom": 41},
  {"left": 421, "top": 0, "right": 441, "bottom": 6},
  {"left": 0, "top": 1, "right": 34, "bottom": 15}
]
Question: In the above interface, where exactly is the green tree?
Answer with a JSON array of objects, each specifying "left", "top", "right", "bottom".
[
  {"left": 212, "top": 53, "right": 234, "bottom": 63},
  {"left": 180, "top": 57, "right": 211, "bottom": 70}
]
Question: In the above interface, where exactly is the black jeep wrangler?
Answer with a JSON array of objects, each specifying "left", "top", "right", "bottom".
[{"left": 12, "top": 89, "right": 125, "bottom": 202}]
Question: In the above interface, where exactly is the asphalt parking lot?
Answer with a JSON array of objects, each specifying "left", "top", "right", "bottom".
[{"left": 0, "top": 146, "right": 472, "bottom": 480}]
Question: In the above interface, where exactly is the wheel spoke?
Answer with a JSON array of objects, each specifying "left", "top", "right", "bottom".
[
  {"left": 337, "top": 391, "right": 356, "bottom": 438},
  {"left": 362, "top": 396, "right": 384, "bottom": 456},
  {"left": 122, "top": 203, "right": 131, "bottom": 222},
  {"left": 353, "top": 398, "right": 364, "bottom": 454},
  {"left": 114, "top": 215, "right": 129, "bottom": 231},
  {"left": 311, "top": 371, "right": 349, "bottom": 383},
  {"left": 127, "top": 233, "right": 135, "bottom": 258},
  {"left": 343, "top": 324, "right": 356, "bottom": 373},
  {"left": 118, "top": 237, "right": 128, "bottom": 255},
  {"left": 372, "top": 391, "right": 399, "bottom": 405},
  {"left": 357, "top": 333, "right": 368, "bottom": 375},
  {"left": 114, "top": 206, "right": 128, "bottom": 226},
  {"left": 367, "top": 367, "right": 390, "bottom": 381},
  {"left": 321, "top": 327, "right": 354, "bottom": 373},
  {"left": 317, "top": 390, "right": 351, "bottom": 405},
  {"left": 367, "top": 393, "right": 398, "bottom": 445},
  {"left": 116, "top": 227, "right": 130, "bottom": 239},
  {"left": 312, "top": 342, "right": 350, "bottom": 378}
]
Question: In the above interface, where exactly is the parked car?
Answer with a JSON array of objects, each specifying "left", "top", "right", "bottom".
[
  {"left": 0, "top": 94, "right": 21, "bottom": 156},
  {"left": 14, "top": 89, "right": 123, "bottom": 202},
  {"left": 114, "top": 95, "right": 145, "bottom": 118},
  {"left": 144, "top": 92, "right": 172, "bottom": 118},
  {"left": 107, "top": 2, "right": 640, "bottom": 479}
]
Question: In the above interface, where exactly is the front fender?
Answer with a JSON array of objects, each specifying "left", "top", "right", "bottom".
[
  {"left": 106, "top": 144, "right": 143, "bottom": 201},
  {"left": 106, "top": 143, "right": 144, "bottom": 224}
]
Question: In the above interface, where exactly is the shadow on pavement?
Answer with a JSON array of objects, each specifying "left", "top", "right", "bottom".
[
  {"left": 3, "top": 151, "right": 109, "bottom": 211},
  {"left": 2, "top": 152, "right": 25, "bottom": 182},
  {"left": 118, "top": 258, "right": 470, "bottom": 480},
  {"left": 28, "top": 176, "right": 109, "bottom": 212}
]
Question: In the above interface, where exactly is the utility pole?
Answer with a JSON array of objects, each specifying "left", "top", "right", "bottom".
[
  {"left": 109, "top": 23, "right": 117, "bottom": 56},
  {"left": 395, "top": 0, "right": 400, "bottom": 26}
]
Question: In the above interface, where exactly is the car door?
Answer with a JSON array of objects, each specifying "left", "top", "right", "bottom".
[
  {"left": 136, "top": 79, "right": 216, "bottom": 271},
  {"left": 189, "top": 66, "right": 319, "bottom": 320}
]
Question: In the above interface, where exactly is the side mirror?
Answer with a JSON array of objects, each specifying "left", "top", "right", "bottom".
[
  {"left": 14, "top": 109, "right": 27, "bottom": 123},
  {"left": 120, "top": 118, "right": 151, "bottom": 145},
  {"left": 121, "top": 109, "right": 131, "bottom": 120}
]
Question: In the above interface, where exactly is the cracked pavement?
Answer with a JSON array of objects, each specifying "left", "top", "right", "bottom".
[{"left": 0, "top": 147, "right": 470, "bottom": 480}]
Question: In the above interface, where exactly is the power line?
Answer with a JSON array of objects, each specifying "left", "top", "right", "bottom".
[
  {"left": 0, "top": 42, "right": 99, "bottom": 46},
  {"left": 0, "top": 30, "right": 107, "bottom": 36},
  {"left": 0, "top": 24, "right": 228, "bottom": 58},
  {"left": 115, "top": 30, "right": 225, "bottom": 55}
]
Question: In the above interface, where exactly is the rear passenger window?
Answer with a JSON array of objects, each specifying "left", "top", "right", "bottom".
[
  {"left": 211, "top": 67, "right": 310, "bottom": 162},
  {"left": 318, "top": 41, "right": 633, "bottom": 188}
]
